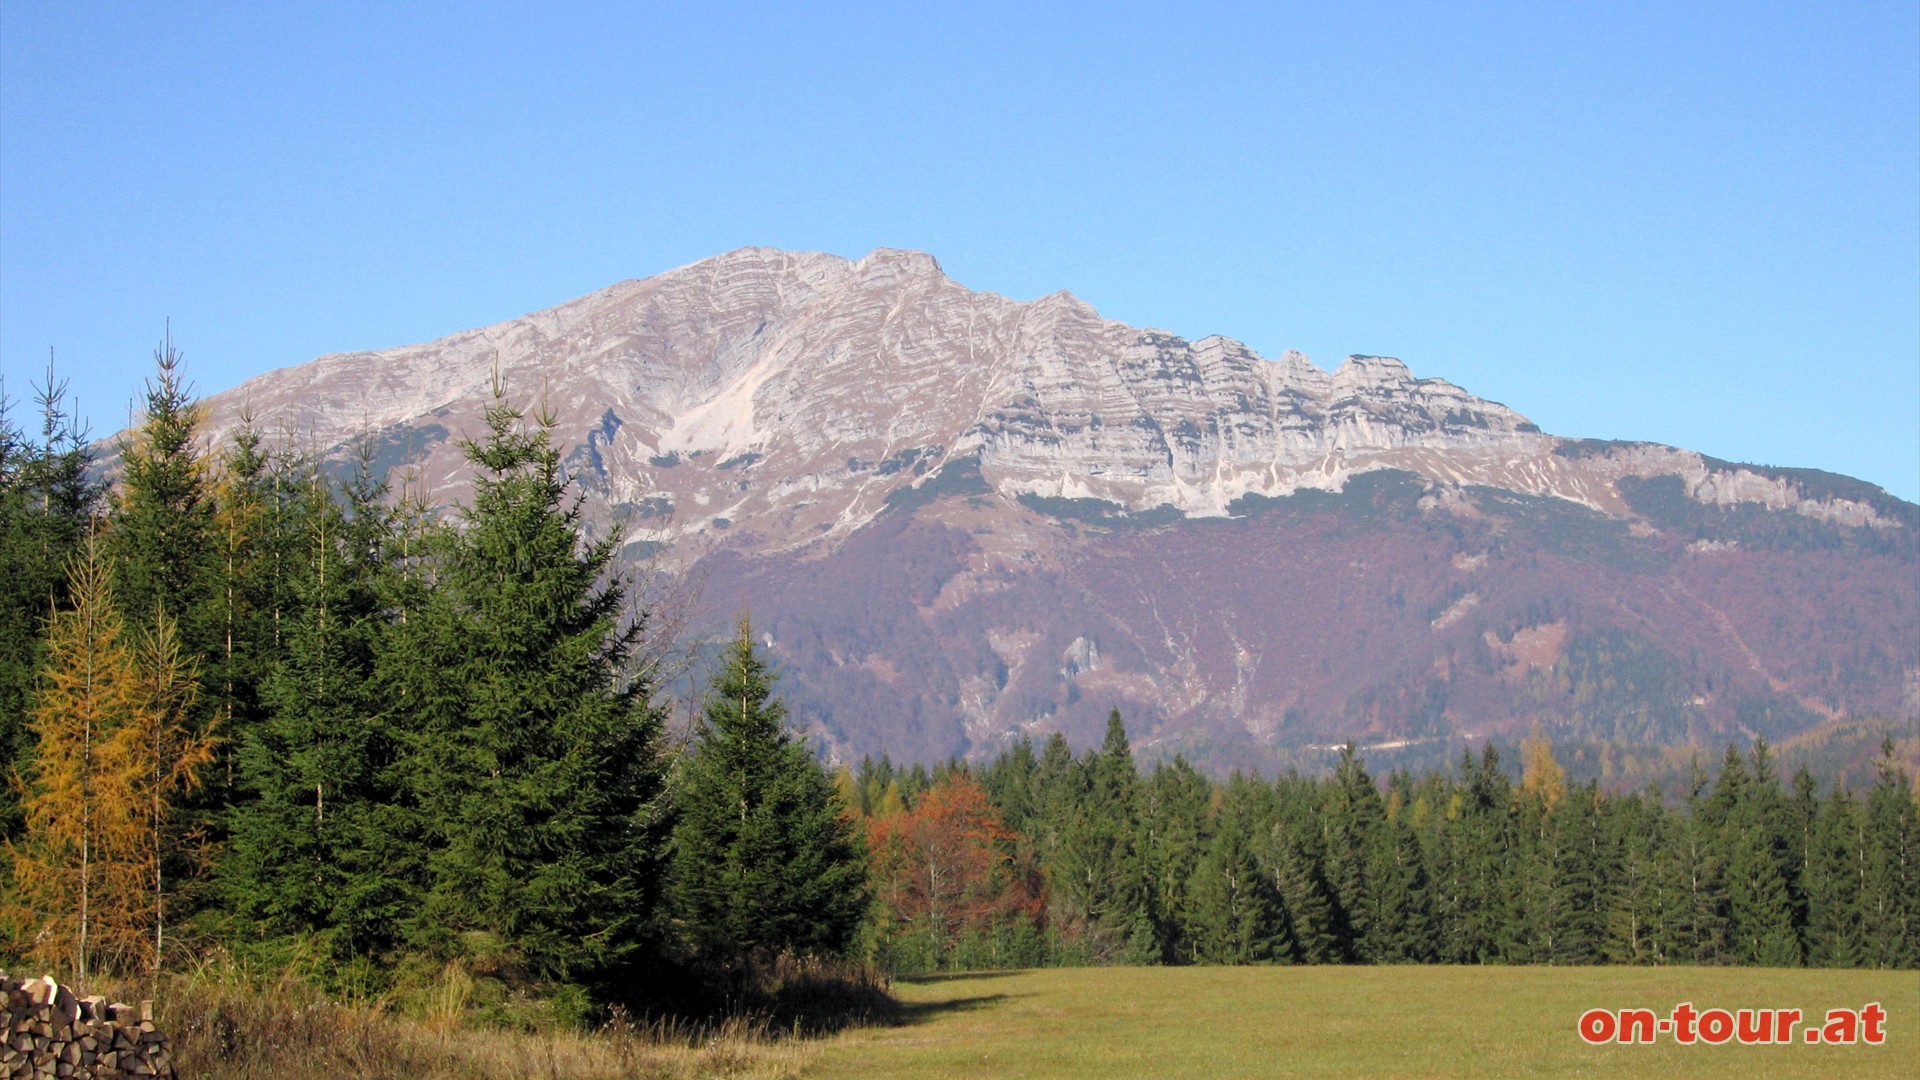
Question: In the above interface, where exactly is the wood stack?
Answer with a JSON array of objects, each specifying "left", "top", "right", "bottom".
[{"left": 1, "top": 972, "right": 175, "bottom": 1079}]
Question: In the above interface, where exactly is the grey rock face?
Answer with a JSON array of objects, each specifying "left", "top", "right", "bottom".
[{"left": 205, "top": 245, "right": 1886, "bottom": 553}]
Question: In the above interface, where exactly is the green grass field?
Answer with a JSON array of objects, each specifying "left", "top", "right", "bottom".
[{"left": 817, "top": 966, "right": 1918, "bottom": 1078}]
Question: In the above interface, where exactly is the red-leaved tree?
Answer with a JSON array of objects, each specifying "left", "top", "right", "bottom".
[{"left": 867, "top": 773, "right": 1043, "bottom": 968}]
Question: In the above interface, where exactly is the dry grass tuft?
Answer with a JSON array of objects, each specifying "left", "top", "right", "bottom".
[{"left": 66, "top": 960, "right": 821, "bottom": 1080}]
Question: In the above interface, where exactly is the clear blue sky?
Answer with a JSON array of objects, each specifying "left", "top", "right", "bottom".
[{"left": 3, "top": 1, "right": 1916, "bottom": 500}]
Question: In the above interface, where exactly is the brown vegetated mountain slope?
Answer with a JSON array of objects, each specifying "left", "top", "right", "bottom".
[{"left": 189, "top": 247, "right": 1919, "bottom": 773}]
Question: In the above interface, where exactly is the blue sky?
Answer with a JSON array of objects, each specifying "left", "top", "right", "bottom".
[{"left": 3, "top": 2, "right": 1916, "bottom": 500}]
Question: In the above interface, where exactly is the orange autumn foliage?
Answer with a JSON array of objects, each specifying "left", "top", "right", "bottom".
[{"left": 866, "top": 774, "right": 1043, "bottom": 965}]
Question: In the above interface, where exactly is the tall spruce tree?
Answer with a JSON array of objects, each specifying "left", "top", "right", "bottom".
[
  {"left": 1267, "top": 816, "right": 1338, "bottom": 963},
  {"left": 1525, "top": 786, "right": 1601, "bottom": 964},
  {"left": 1320, "top": 745, "right": 1384, "bottom": 960},
  {"left": 107, "top": 330, "right": 224, "bottom": 880},
  {"left": 669, "top": 617, "right": 868, "bottom": 959},
  {"left": 1670, "top": 758, "right": 1731, "bottom": 963},
  {"left": 1785, "top": 765, "right": 1819, "bottom": 947},
  {"left": 1136, "top": 757, "right": 1211, "bottom": 963},
  {"left": 109, "top": 330, "right": 216, "bottom": 666},
  {"left": 1031, "top": 732, "right": 1080, "bottom": 866},
  {"left": 1803, "top": 782, "right": 1867, "bottom": 967},
  {"left": 1432, "top": 745, "right": 1512, "bottom": 963},
  {"left": 204, "top": 420, "right": 304, "bottom": 795},
  {"left": 980, "top": 736, "right": 1039, "bottom": 837},
  {"left": 1050, "top": 709, "right": 1150, "bottom": 960},
  {"left": 1724, "top": 742, "right": 1800, "bottom": 966},
  {"left": 1602, "top": 789, "right": 1672, "bottom": 964},
  {"left": 1363, "top": 806, "right": 1436, "bottom": 963},
  {"left": 1424, "top": 761, "right": 1473, "bottom": 964},
  {"left": 1188, "top": 792, "right": 1284, "bottom": 964},
  {"left": 1859, "top": 738, "right": 1920, "bottom": 968},
  {"left": 0, "top": 369, "right": 97, "bottom": 841},
  {"left": 401, "top": 393, "right": 672, "bottom": 983},
  {"left": 226, "top": 464, "right": 416, "bottom": 961}
]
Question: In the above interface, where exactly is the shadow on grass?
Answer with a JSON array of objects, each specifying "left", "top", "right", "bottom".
[
  {"left": 896, "top": 970, "right": 1023, "bottom": 985},
  {"left": 623, "top": 956, "right": 1024, "bottom": 1038},
  {"left": 625, "top": 953, "right": 904, "bottom": 1037},
  {"left": 689, "top": 975, "right": 1013, "bottom": 1036},
  {"left": 885, "top": 992, "right": 1009, "bottom": 1027}
]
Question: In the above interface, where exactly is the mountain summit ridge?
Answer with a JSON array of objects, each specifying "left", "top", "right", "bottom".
[
  {"left": 182, "top": 247, "right": 1915, "bottom": 771},
  {"left": 197, "top": 246, "right": 1899, "bottom": 554}
]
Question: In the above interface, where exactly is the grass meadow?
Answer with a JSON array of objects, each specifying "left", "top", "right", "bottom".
[
  {"left": 817, "top": 965, "right": 1917, "bottom": 1079},
  {"left": 124, "top": 961, "right": 1917, "bottom": 1077}
]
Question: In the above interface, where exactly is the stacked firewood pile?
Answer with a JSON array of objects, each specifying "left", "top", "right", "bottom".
[{"left": 1, "top": 972, "right": 174, "bottom": 1079}]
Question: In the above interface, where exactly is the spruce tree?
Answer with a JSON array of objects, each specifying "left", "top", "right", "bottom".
[
  {"left": 1802, "top": 783, "right": 1866, "bottom": 967},
  {"left": 980, "top": 736, "right": 1039, "bottom": 836},
  {"left": 1785, "top": 765, "right": 1819, "bottom": 946},
  {"left": 1669, "top": 759, "right": 1731, "bottom": 963},
  {"left": 1433, "top": 744, "right": 1512, "bottom": 963},
  {"left": 1049, "top": 709, "right": 1150, "bottom": 960},
  {"left": 1136, "top": 757, "right": 1210, "bottom": 963},
  {"left": 1543, "top": 787, "right": 1602, "bottom": 964},
  {"left": 899, "top": 763, "right": 932, "bottom": 807},
  {"left": 1737, "top": 740, "right": 1801, "bottom": 965},
  {"left": 1031, "top": 732, "right": 1081, "bottom": 869},
  {"left": 1424, "top": 761, "right": 1473, "bottom": 963},
  {"left": 204, "top": 420, "right": 304, "bottom": 794},
  {"left": 669, "top": 617, "right": 868, "bottom": 959},
  {"left": 402, "top": 393, "right": 672, "bottom": 983},
  {"left": 1700, "top": 742, "right": 1800, "bottom": 965},
  {"left": 1859, "top": 738, "right": 1920, "bottom": 968},
  {"left": 1725, "top": 824, "right": 1800, "bottom": 965},
  {"left": 1188, "top": 798, "right": 1283, "bottom": 964},
  {"left": 1363, "top": 809, "right": 1436, "bottom": 963},
  {"left": 1506, "top": 739, "right": 1600, "bottom": 965},
  {"left": 0, "top": 368, "right": 98, "bottom": 840},
  {"left": 1266, "top": 810, "right": 1338, "bottom": 964},
  {"left": 1320, "top": 745, "right": 1384, "bottom": 960},
  {"left": 1602, "top": 789, "right": 1673, "bottom": 964},
  {"left": 109, "top": 330, "right": 216, "bottom": 665},
  {"left": 226, "top": 464, "right": 416, "bottom": 960},
  {"left": 107, "top": 330, "right": 225, "bottom": 875}
]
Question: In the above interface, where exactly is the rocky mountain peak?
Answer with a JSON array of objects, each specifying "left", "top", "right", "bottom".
[
  {"left": 1331, "top": 353, "right": 1415, "bottom": 387},
  {"left": 189, "top": 247, "right": 1904, "bottom": 557},
  {"left": 153, "top": 246, "right": 1913, "bottom": 773},
  {"left": 851, "top": 247, "right": 945, "bottom": 280}
]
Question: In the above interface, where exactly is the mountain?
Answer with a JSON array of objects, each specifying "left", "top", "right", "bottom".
[{"left": 192, "top": 247, "right": 1920, "bottom": 774}]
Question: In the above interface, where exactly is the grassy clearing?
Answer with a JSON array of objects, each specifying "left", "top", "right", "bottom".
[
  {"left": 54, "top": 962, "right": 1918, "bottom": 1077},
  {"left": 816, "top": 966, "right": 1918, "bottom": 1078}
]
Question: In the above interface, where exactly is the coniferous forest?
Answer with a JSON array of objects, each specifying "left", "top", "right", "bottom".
[{"left": 1, "top": 343, "right": 1916, "bottom": 1027}]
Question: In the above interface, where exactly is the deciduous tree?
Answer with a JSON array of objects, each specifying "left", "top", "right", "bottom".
[
  {"left": 868, "top": 772, "right": 1041, "bottom": 968},
  {"left": 5, "top": 536, "right": 211, "bottom": 976}
]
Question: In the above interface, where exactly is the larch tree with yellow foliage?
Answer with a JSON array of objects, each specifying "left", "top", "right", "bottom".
[
  {"left": 120, "top": 602, "right": 215, "bottom": 974},
  {"left": 3, "top": 535, "right": 214, "bottom": 977},
  {"left": 6, "top": 535, "right": 143, "bottom": 977},
  {"left": 1520, "top": 724, "right": 1567, "bottom": 811}
]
